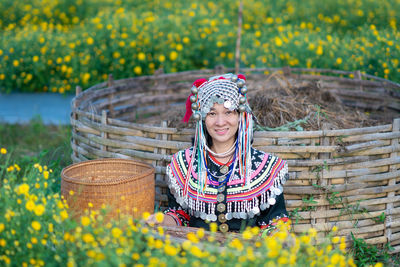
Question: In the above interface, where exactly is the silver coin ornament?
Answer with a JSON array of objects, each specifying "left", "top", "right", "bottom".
[
  {"left": 239, "top": 96, "right": 246, "bottom": 104},
  {"left": 240, "top": 86, "right": 248, "bottom": 94},
  {"left": 237, "top": 80, "right": 245, "bottom": 88},
  {"left": 191, "top": 86, "right": 198, "bottom": 94},
  {"left": 231, "top": 75, "right": 238, "bottom": 82},
  {"left": 238, "top": 105, "right": 246, "bottom": 113},
  {"left": 226, "top": 213, "right": 232, "bottom": 220},
  {"left": 223, "top": 100, "right": 232, "bottom": 109},
  {"left": 192, "top": 112, "right": 201, "bottom": 121},
  {"left": 191, "top": 103, "right": 199, "bottom": 110},
  {"left": 190, "top": 95, "right": 197, "bottom": 103}
]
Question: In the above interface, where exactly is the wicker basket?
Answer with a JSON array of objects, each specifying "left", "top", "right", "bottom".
[
  {"left": 70, "top": 66, "right": 400, "bottom": 252},
  {"left": 61, "top": 158, "right": 155, "bottom": 220}
]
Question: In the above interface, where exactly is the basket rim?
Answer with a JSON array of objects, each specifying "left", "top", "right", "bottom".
[{"left": 61, "top": 158, "right": 154, "bottom": 186}]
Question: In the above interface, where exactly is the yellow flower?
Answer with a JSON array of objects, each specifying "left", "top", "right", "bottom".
[
  {"left": 31, "top": 221, "right": 41, "bottom": 231},
  {"left": 332, "top": 236, "right": 340, "bottom": 243},
  {"left": 308, "top": 227, "right": 317, "bottom": 238},
  {"left": 187, "top": 232, "right": 199, "bottom": 243},
  {"left": 183, "top": 37, "right": 190, "bottom": 43},
  {"left": 26, "top": 200, "right": 35, "bottom": 211},
  {"left": 43, "top": 171, "right": 49, "bottom": 179},
  {"left": 1, "top": 148, "right": 7, "bottom": 154},
  {"left": 34, "top": 204, "right": 45, "bottom": 216},
  {"left": 13, "top": 60, "right": 19, "bottom": 67},
  {"left": 82, "top": 233, "right": 95, "bottom": 243},
  {"left": 278, "top": 256, "right": 288, "bottom": 264},
  {"left": 17, "top": 183, "right": 30, "bottom": 195},
  {"left": 112, "top": 227, "right": 122, "bottom": 238},
  {"left": 164, "top": 244, "right": 178, "bottom": 256},
  {"left": 60, "top": 210, "right": 69, "bottom": 220},
  {"left": 336, "top": 58, "right": 342, "bottom": 65},
  {"left": 242, "top": 230, "right": 253, "bottom": 240},
  {"left": 230, "top": 238, "right": 244, "bottom": 251},
  {"left": 300, "top": 235, "right": 311, "bottom": 244},
  {"left": 155, "top": 212, "right": 164, "bottom": 223},
  {"left": 138, "top": 52, "right": 146, "bottom": 61},
  {"left": 190, "top": 246, "right": 203, "bottom": 258},
  {"left": 134, "top": 66, "right": 142, "bottom": 75},
  {"left": 169, "top": 51, "right": 178, "bottom": 61},
  {"left": 316, "top": 45, "right": 323, "bottom": 55},
  {"left": 0, "top": 239, "right": 6, "bottom": 247},
  {"left": 81, "top": 216, "right": 90, "bottom": 226},
  {"left": 86, "top": 37, "right": 94, "bottom": 45},
  {"left": 196, "top": 228, "right": 205, "bottom": 239},
  {"left": 0, "top": 223, "right": 4, "bottom": 232},
  {"left": 275, "top": 37, "right": 283, "bottom": 47},
  {"left": 132, "top": 253, "right": 140, "bottom": 260},
  {"left": 209, "top": 222, "right": 217, "bottom": 233},
  {"left": 158, "top": 54, "right": 166, "bottom": 62}
]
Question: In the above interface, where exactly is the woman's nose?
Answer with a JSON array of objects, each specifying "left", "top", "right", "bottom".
[{"left": 215, "top": 114, "right": 226, "bottom": 125}]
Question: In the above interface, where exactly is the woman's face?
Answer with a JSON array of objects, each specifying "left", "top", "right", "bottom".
[{"left": 205, "top": 103, "right": 239, "bottom": 149}]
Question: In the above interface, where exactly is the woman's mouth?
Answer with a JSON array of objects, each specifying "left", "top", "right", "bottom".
[{"left": 215, "top": 128, "right": 228, "bottom": 135}]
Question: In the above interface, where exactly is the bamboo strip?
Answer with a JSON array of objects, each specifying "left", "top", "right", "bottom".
[
  {"left": 338, "top": 140, "right": 386, "bottom": 154},
  {"left": 386, "top": 118, "right": 399, "bottom": 243},
  {"left": 257, "top": 145, "right": 339, "bottom": 153},
  {"left": 290, "top": 207, "right": 400, "bottom": 220}
]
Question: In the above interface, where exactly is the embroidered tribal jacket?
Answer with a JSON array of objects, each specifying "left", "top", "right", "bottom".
[{"left": 165, "top": 147, "right": 289, "bottom": 232}]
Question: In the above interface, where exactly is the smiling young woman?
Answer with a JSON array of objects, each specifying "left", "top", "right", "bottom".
[{"left": 147, "top": 73, "right": 289, "bottom": 235}]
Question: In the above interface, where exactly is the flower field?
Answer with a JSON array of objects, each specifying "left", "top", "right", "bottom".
[
  {"left": 0, "top": 0, "right": 399, "bottom": 94},
  {"left": 0, "top": 147, "right": 368, "bottom": 266}
]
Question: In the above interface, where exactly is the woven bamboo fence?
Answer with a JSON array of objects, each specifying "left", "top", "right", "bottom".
[{"left": 70, "top": 66, "right": 400, "bottom": 252}]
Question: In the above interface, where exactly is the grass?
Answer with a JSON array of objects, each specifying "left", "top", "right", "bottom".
[{"left": 0, "top": 116, "right": 72, "bottom": 178}]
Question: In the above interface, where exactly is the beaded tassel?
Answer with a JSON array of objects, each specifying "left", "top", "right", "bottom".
[{"left": 238, "top": 111, "right": 253, "bottom": 186}]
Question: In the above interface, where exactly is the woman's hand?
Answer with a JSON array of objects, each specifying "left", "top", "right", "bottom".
[{"left": 146, "top": 213, "right": 178, "bottom": 227}]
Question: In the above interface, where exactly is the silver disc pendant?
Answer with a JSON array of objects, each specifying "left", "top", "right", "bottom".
[{"left": 220, "top": 165, "right": 229, "bottom": 174}]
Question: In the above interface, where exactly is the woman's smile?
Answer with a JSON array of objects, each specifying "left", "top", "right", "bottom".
[{"left": 205, "top": 103, "right": 239, "bottom": 153}]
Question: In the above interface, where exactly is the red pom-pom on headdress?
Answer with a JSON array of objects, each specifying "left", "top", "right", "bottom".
[
  {"left": 193, "top": 78, "right": 207, "bottom": 88},
  {"left": 237, "top": 74, "right": 246, "bottom": 80}
]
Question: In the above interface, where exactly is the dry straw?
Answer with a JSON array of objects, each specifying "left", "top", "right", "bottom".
[{"left": 70, "top": 66, "right": 400, "bottom": 252}]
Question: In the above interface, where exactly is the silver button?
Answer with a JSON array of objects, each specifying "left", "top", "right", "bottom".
[
  {"left": 217, "top": 194, "right": 225, "bottom": 202},
  {"left": 217, "top": 203, "right": 226, "bottom": 213},
  {"left": 218, "top": 214, "right": 227, "bottom": 223},
  {"left": 219, "top": 223, "right": 229, "bottom": 233},
  {"left": 218, "top": 186, "right": 226, "bottom": 192}
]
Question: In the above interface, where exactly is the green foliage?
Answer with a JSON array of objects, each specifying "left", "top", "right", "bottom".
[
  {"left": 0, "top": 0, "right": 399, "bottom": 94},
  {"left": 0, "top": 151, "right": 360, "bottom": 266},
  {"left": 0, "top": 117, "right": 72, "bottom": 178},
  {"left": 350, "top": 232, "right": 395, "bottom": 266}
]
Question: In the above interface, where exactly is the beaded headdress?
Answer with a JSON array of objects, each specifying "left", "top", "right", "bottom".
[{"left": 182, "top": 73, "right": 254, "bottom": 198}]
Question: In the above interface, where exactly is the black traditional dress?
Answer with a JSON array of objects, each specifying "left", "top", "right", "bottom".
[{"left": 165, "top": 147, "right": 289, "bottom": 233}]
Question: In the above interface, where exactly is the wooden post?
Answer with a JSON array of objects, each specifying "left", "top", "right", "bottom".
[
  {"left": 72, "top": 86, "right": 82, "bottom": 162},
  {"left": 283, "top": 66, "right": 291, "bottom": 77},
  {"left": 107, "top": 74, "right": 115, "bottom": 118},
  {"left": 101, "top": 110, "right": 108, "bottom": 152},
  {"left": 353, "top": 70, "right": 364, "bottom": 91},
  {"left": 235, "top": 0, "right": 243, "bottom": 75},
  {"left": 154, "top": 121, "right": 169, "bottom": 209},
  {"left": 385, "top": 118, "right": 399, "bottom": 246},
  {"left": 315, "top": 123, "right": 332, "bottom": 234}
]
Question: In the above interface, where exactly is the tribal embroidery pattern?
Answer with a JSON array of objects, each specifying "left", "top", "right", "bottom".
[{"left": 167, "top": 147, "right": 288, "bottom": 222}]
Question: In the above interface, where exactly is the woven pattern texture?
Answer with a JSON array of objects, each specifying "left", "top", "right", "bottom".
[
  {"left": 61, "top": 158, "right": 155, "bottom": 220},
  {"left": 70, "top": 67, "right": 400, "bottom": 252}
]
